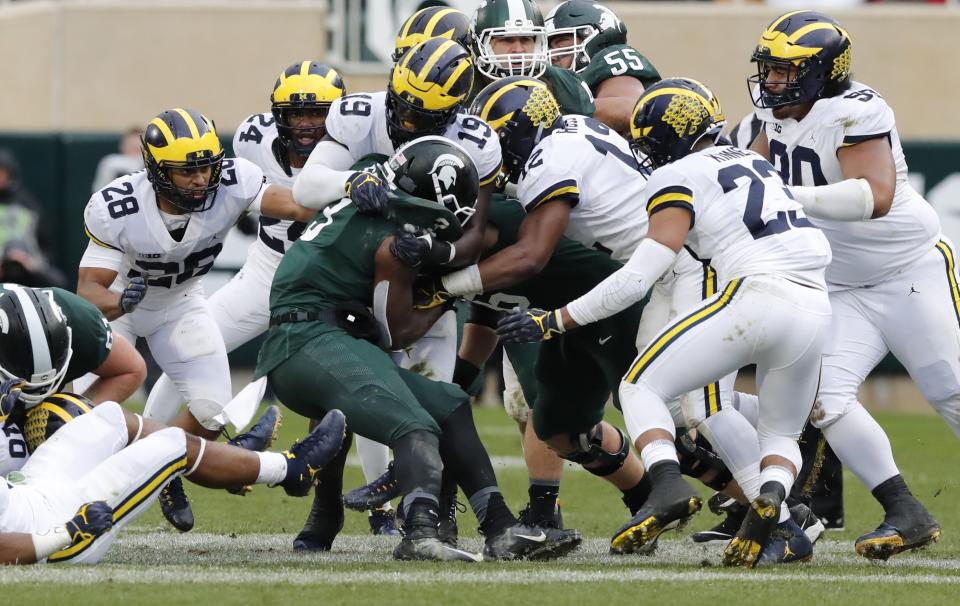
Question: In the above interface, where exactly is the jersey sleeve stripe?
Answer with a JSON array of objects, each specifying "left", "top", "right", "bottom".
[
  {"left": 526, "top": 179, "right": 580, "bottom": 210},
  {"left": 646, "top": 185, "right": 694, "bottom": 214},
  {"left": 479, "top": 163, "right": 503, "bottom": 187},
  {"left": 84, "top": 224, "right": 121, "bottom": 251},
  {"left": 841, "top": 132, "right": 890, "bottom": 147}
]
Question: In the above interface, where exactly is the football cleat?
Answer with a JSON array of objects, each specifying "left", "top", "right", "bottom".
[
  {"left": 691, "top": 501, "right": 747, "bottom": 544},
  {"left": 225, "top": 405, "right": 283, "bottom": 496},
  {"left": 518, "top": 501, "right": 564, "bottom": 529},
  {"left": 854, "top": 506, "right": 941, "bottom": 561},
  {"left": 393, "top": 536, "right": 483, "bottom": 562},
  {"left": 610, "top": 478, "right": 702, "bottom": 555},
  {"left": 722, "top": 493, "right": 780, "bottom": 567},
  {"left": 758, "top": 518, "right": 814, "bottom": 565},
  {"left": 707, "top": 491, "right": 739, "bottom": 516},
  {"left": 293, "top": 485, "right": 345, "bottom": 551},
  {"left": 279, "top": 409, "right": 347, "bottom": 497},
  {"left": 369, "top": 507, "right": 402, "bottom": 536},
  {"left": 343, "top": 461, "right": 400, "bottom": 511},
  {"left": 159, "top": 476, "right": 194, "bottom": 532},
  {"left": 483, "top": 523, "right": 582, "bottom": 561},
  {"left": 438, "top": 493, "right": 463, "bottom": 547},
  {"left": 789, "top": 502, "right": 826, "bottom": 545}
]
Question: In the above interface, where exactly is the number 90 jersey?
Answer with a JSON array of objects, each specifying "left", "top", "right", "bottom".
[
  {"left": 643, "top": 146, "right": 831, "bottom": 287},
  {"left": 516, "top": 115, "right": 648, "bottom": 263},
  {"left": 326, "top": 91, "right": 503, "bottom": 187},
  {"left": 755, "top": 81, "right": 941, "bottom": 288},
  {"left": 82, "top": 160, "right": 267, "bottom": 310}
]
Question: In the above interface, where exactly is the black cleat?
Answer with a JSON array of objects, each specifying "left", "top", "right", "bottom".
[
  {"left": 518, "top": 501, "right": 563, "bottom": 529},
  {"left": 483, "top": 523, "right": 582, "bottom": 561},
  {"left": 707, "top": 492, "right": 739, "bottom": 516},
  {"left": 280, "top": 410, "right": 347, "bottom": 497},
  {"left": 159, "top": 476, "right": 194, "bottom": 532},
  {"left": 394, "top": 500, "right": 481, "bottom": 562},
  {"left": 610, "top": 477, "right": 702, "bottom": 555},
  {"left": 292, "top": 427, "right": 352, "bottom": 552},
  {"left": 855, "top": 499, "right": 941, "bottom": 561},
  {"left": 343, "top": 461, "right": 399, "bottom": 511},
  {"left": 723, "top": 493, "right": 781, "bottom": 567},
  {"left": 368, "top": 507, "right": 401, "bottom": 536},
  {"left": 437, "top": 494, "right": 462, "bottom": 547},
  {"left": 758, "top": 518, "right": 814, "bottom": 565},
  {"left": 225, "top": 405, "right": 283, "bottom": 496},
  {"left": 789, "top": 502, "right": 825, "bottom": 545},
  {"left": 692, "top": 501, "right": 747, "bottom": 543}
]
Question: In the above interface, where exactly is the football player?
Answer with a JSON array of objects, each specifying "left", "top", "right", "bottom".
[
  {"left": 257, "top": 136, "right": 581, "bottom": 562},
  {"left": 545, "top": 0, "right": 660, "bottom": 134},
  {"left": 0, "top": 381, "right": 346, "bottom": 565},
  {"left": 498, "top": 78, "right": 833, "bottom": 566},
  {"left": 76, "top": 108, "right": 324, "bottom": 531},
  {"left": 392, "top": 5, "right": 474, "bottom": 63},
  {"left": 747, "top": 10, "right": 946, "bottom": 559}
]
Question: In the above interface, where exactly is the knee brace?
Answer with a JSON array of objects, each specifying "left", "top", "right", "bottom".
[
  {"left": 187, "top": 398, "right": 225, "bottom": 432},
  {"left": 562, "top": 423, "right": 630, "bottom": 477},
  {"left": 675, "top": 429, "right": 733, "bottom": 491}
]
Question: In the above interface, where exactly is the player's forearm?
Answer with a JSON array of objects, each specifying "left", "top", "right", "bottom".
[
  {"left": 442, "top": 245, "right": 548, "bottom": 297},
  {"left": 292, "top": 164, "right": 353, "bottom": 211},
  {"left": 77, "top": 277, "right": 124, "bottom": 321},
  {"left": 0, "top": 533, "right": 41, "bottom": 564}
]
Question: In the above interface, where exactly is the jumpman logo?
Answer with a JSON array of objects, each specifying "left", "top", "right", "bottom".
[{"left": 909, "top": 285, "right": 919, "bottom": 296}]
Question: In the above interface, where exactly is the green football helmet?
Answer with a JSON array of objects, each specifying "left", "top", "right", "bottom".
[
  {"left": 545, "top": 1, "right": 628, "bottom": 73},
  {"left": 471, "top": 0, "right": 549, "bottom": 80}
]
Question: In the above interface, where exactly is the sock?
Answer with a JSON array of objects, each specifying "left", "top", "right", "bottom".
[
  {"left": 471, "top": 489, "right": 516, "bottom": 536},
  {"left": 822, "top": 404, "right": 899, "bottom": 490},
  {"left": 620, "top": 475, "right": 653, "bottom": 515},
  {"left": 639, "top": 439, "right": 679, "bottom": 471},
  {"left": 871, "top": 474, "right": 913, "bottom": 514},
  {"left": 256, "top": 451, "right": 288, "bottom": 486},
  {"left": 759, "top": 468, "right": 793, "bottom": 502},
  {"left": 528, "top": 480, "right": 560, "bottom": 517},
  {"left": 648, "top": 460, "right": 683, "bottom": 487}
]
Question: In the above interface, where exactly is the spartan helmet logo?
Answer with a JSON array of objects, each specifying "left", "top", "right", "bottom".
[
  {"left": 595, "top": 4, "right": 620, "bottom": 30},
  {"left": 429, "top": 154, "right": 464, "bottom": 201}
]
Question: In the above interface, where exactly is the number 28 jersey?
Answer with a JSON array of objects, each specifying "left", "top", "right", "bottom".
[
  {"left": 755, "top": 82, "right": 940, "bottom": 288},
  {"left": 325, "top": 91, "right": 503, "bottom": 187},
  {"left": 82, "top": 160, "right": 267, "bottom": 310},
  {"left": 643, "top": 146, "right": 831, "bottom": 288}
]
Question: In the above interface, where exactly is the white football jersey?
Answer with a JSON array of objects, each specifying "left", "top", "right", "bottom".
[
  {"left": 233, "top": 113, "right": 307, "bottom": 258},
  {"left": 755, "top": 82, "right": 940, "bottom": 287},
  {"left": 325, "top": 91, "right": 503, "bottom": 186},
  {"left": 516, "top": 115, "right": 648, "bottom": 263},
  {"left": 0, "top": 422, "right": 29, "bottom": 477},
  {"left": 643, "top": 145, "right": 831, "bottom": 287},
  {"left": 82, "top": 161, "right": 267, "bottom": 310}
]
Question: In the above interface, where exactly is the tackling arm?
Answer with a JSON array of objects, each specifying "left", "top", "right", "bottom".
[
  {"left": 77, "top": 267, "right": 124, "bottom": 321},
  {"left": 292, "top": 135, "right": 358, "bottom": 210}
]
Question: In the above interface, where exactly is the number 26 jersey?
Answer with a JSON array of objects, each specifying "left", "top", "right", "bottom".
[{"left": 81, "top": 159, "right": 267, "bottom": 310}]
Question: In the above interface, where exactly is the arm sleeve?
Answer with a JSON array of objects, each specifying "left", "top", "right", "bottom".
[{"left": 292, "top": 140, "right": 358, "bottom": 211}]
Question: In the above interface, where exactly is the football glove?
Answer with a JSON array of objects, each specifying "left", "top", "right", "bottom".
[
  {"left": 66, "top": 501, "right": 114, "bottom": 544},
  {"left": 412, "top": 276, "right": 456, "bottom": 311},
  {"left": 119, "top": 275, "right": 148, "bottom": 314},
  {"left": 496, "top": 308, "right": 565, "bottom": 343},
  {"left": 345, "top": 170, "right": 389, "bottom": 215},
  {"left": 390, "top": 229, "right": 454, "bottom": 268},
  {"left": 0, "top": 378, "right": 24, "bottom": 426}
]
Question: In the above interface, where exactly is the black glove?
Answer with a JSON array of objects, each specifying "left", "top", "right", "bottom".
[
  {"left": 66, "top": 501, "right": 114, "bottom": 544},
  {"left": 345, "top": 170, "right": 389, "bottom": 215},
  {"left": 390, "top": 229, "right": 454, "bottom": 268},
  {"left": 119, "top": 275, "right": 148, "bottom": 314},
  {"left": 0, "top": 378, "right": 24, "bottom": 426},
  {"left": 496, "top": 308, "right": 565, "bottom": 343},
  {"left": 412, "top": 275, "right": 456, "bottom": 311}
]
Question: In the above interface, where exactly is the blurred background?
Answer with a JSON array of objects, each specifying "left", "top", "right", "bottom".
[{"left": 1, "top": 0, "right": 958, "bottom": 410}]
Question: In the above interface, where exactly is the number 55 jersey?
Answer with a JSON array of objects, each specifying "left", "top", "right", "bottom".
[{"left": 81, "top": 160, "right": 267, "bottom": 310}]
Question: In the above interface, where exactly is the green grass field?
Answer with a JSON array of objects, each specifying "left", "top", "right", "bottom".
[{"left": 3, "top": 404, "right": 958, "bottom": 605}]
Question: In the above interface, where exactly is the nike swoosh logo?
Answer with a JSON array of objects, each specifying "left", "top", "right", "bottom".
[
  {"left": 449, "top": 548, "right": 484, "bottom": 562},
  {"left": 515, "top": 531, "right": 547, "bottom": 542},
  {"left": 598, "top": 336, "right": 613, "bottom": 345}
]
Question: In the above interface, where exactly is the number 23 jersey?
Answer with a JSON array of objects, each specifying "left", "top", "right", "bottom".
[
  {"left": 755, "top": 82, "right": 940, "bottom": 288},
  {"left": 643, "top": 145, "right": 831, "bottom": 287},
  {"left": 325, "top": 91, "right": 503, "bottom": 187},
  {"left": 81, "top": 160, "right": 267, "bottom": 309}
]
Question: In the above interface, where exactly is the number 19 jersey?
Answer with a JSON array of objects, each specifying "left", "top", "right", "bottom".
[
  {"left": 644, "top": 145, "right": 831, "bottom": 287},
  {"left": 755, "top": 82, "right": 940, "bottom": 288},
  {"left": 82, "top": 160, "right": 267, "bottom": 310}
]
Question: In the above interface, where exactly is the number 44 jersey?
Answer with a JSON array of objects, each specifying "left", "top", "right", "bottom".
[
  {"left": 644, "top": 145, "right": 831, "bottom": 287},
  {"left": 82, "top": 160, "right": 267, "bottom": 310}
]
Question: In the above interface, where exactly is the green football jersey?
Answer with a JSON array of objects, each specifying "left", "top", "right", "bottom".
[
  {"left": 580, "top": 44, "right": 661, "bottom": 93},
  {"left": 469, "top": 66, "right": 595, "bottom": 117}
]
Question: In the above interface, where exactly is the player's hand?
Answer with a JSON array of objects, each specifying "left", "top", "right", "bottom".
[
  {"left": 390, "top": 229, "right": 454, "bottom": 268},
  {"left": 119, "top": 276, "right": 148, "bottom": 314},
  {"left": 0, "top": 378, "right": 25, "bottom": 425},
  {"left": 345, "top": 170, "right": 389, "bottom": 215},
  {"left": 412, "top": 276, "right": 456, "bottom": 311},
  {"left": 66, "top": 502, "right": 114, "bottom": 543},
  {"left": 496, "top": 308, "right": 565, "bottom": 343}
]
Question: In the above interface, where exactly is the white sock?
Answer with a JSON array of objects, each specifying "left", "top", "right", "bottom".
[
  {"left": 640, "top": 439, "right": 679, "bottom": 470},
  {"left": 732, "top": 391, "right": 759, "bottom": 428},
  {"left": 821, "top": 404, "right": 899, "bottom": 491},
  {"left": 698, "top": 409, "right": 761, "bottom": 500},
  {"left": 255, "top": 451, "right": 288, "bottom": 486}
]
